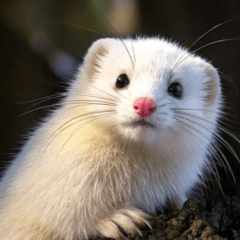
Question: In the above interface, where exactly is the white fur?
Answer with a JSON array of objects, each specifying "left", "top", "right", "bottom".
[{"left": 0, "top": 37, "right": 222, "bottom": 239}]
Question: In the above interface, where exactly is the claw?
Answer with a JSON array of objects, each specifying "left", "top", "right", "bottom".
[{"left": 96, "top": 207, "right": 151, "bottom": 239}]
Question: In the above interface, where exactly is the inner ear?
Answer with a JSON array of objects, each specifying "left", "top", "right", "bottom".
[
  {"left": 84, "top": 39, "right": 109, "bottom": 80},
  {"left": 204, "top": 64, "right": 221, "bottom": 105}
]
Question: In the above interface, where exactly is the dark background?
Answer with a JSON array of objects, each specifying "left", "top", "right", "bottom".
[{"left": 0, "top": 0, "right": 240, "bottom": 194}]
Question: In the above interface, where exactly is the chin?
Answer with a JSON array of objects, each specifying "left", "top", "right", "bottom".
[{"left": 118, "top": 124, "right": 160, "bottom": 146}]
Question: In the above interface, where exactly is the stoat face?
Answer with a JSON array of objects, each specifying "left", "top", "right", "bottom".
[{"left": 73, "top": 37, "right": 222, "bottom": 152}]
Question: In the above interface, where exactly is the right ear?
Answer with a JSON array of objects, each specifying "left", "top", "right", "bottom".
[
  {"left": 204, "top": 63, "right": 221, "bottom": 106},
  {"left": 83, "top": 38, "right": 111, "bottom": 81}
]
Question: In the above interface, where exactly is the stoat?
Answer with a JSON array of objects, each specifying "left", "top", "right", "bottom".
[{"left": 0, "top": 37, "right": 223, "bottom": 239}]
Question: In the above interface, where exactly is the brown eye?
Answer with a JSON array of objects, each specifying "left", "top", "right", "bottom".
[
  {"left": 168, "top": 82, "right": 183, "bottom": 98},
  {"left": 116, "top": 74, "right": 129, "bottom": 88}
]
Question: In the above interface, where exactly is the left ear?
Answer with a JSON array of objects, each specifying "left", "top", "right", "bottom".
[
  {"left": 204, "top": 63, "right": 221, "bottom": 105},
  {"left": 82, "top": 38, "right": 110, "bottom": 81}
]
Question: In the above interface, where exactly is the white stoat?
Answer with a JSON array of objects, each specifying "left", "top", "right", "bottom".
[{"left": 0, "top": 37, "right": 222, "bottom": 239}]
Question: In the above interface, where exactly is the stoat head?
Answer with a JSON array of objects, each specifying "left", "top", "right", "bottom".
[{"left": 72, "top": 37, "right": 222, "bottom": 153}]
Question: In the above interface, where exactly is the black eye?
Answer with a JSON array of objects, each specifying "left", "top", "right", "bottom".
[
  {"left": 168, "top": 82, "right": 183, "bottom": 98},
  {"left": 116, "top": 74, "right": 129, "bottom": 89}
]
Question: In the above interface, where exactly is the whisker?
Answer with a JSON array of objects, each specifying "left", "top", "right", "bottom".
[
  {"left": 38, "top": 78, "right": 69, "bottom": 88},
  {"left": 172, "top": 107, "right": 223, "bottom": 114},
  {"left": 75, "top": 93, "right": 118, "bottom": 103},
  {"left": 192, "top": 38, "right": 240, "bottom": 55},
  {"left": 111, "top": 85, "right": 130, "bottom": 100},
  {"left": 175, "top": 114, "right": 239, "bottom": 161},
  {"left": 208, "top": 142, "right": 234, "bottom": 182},
  {"left": 175, "top": 114, "right": 239, "bottom": 181},
  {"left": 91, "top": 4, "right": 135, "bottom": 69},
  {"left": 130, "top": 35, "right": 136, "bottom": 64},
  {"left": 88, "top": 84, "right": 120, "bottom": 101},
  {"left": 17, "top": 100, "right": 116, "bottom": 117},
  {"left": 175, "top": 111, "right": 240, "bottom": 145},
  {"left": 211, "top": 159, "right": 227, "bottom": 200},
  {"left": 172, "top": 107, "right": 240, "bottom": 125},
  {"left": 15, "top": 92, "right": 116, "bottom": 110},
  {"left": 174, "top": 120, "right": 225, "bottom": 191},
  {"left": 218, "top": 70, "right": 239, "bottom": 95},
  {"left": 53, "top": 110, "right": 115, "bottom": 139},
  {"left": 56, "top": 112, "right": 114, "bottom": 158},
  {"left": 170, "top": 17, "right": 240, "bottom": 77},
  {"left": 86, "top": 83, "right": 131, "bottom": 106},
  {"left": 37, "top": 110, "right": 115, "bottom": 158},
  {"left": 172, "top": 37, "right": 240, "bottom": 74},
  {"left": 46, "top": 22, "right": 107, "bottom": 37},
  {"left": 174, "top": 118, "right": 235, "bottom": 184},
  {"left": 174, "top": 109, "right": 228, "bottom": 128},
  {"left": 173, "top": 123, "right": 209, "bottom": 188},
  {"left": 63, "top": 101, "right": 117, "bottom": 117},
  {"left": 16, "top": 94, "right": 66, "bottom": 117},
  {"left": 170, "top": 52, "right": 189, "bottom": 77},
  {"left": 17, "top": 103, "right": 64, "bottom": 117},
  {"left": 188, "top": 17, "right": 240, "bottom": 51},
  {"left": 15, "top": 93, "right": 66, "bottom": 104}
]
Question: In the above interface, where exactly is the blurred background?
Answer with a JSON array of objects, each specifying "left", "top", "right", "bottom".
[{"left": 0, "top": 0, "right": 240, "bottom": 195}]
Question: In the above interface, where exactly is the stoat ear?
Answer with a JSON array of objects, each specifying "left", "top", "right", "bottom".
[
  {"left": 204, "top": 64, "right": 221, "bottom": 105},
  {"left": 83, "top": 38, "right": 111, "bottom": 80}
]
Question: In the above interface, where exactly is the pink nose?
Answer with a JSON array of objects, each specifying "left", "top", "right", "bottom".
[{"left": 133, "top": 97, "right": 157, "bottom": 117}]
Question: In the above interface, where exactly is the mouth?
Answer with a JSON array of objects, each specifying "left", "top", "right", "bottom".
[{"left": 132, "top": 119, "right": 154, "bottom": 127}]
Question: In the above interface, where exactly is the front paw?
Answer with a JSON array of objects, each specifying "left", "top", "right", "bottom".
[{"left": 96, "top": 207, "right": 151, "bottom": 239}]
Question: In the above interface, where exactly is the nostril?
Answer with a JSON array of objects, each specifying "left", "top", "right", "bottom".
[
  {"left": 149, "top": 107, "right": 157, "bottom": 112},
  {"left": 133, "top": 97, "right": 157, "bottom": 118}
]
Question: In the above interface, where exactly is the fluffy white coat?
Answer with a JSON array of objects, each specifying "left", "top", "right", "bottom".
[{"left": 0, "top": 37, "right": 222, "bottom": 239}]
